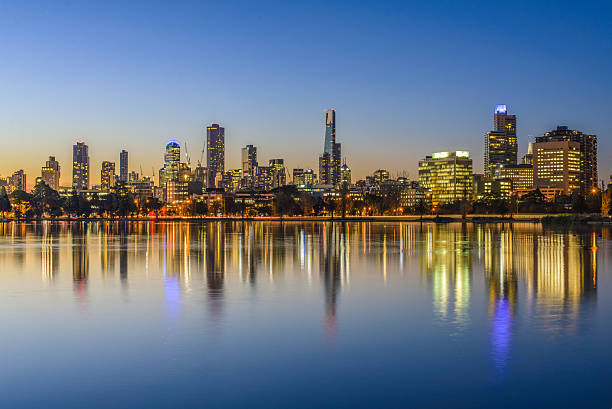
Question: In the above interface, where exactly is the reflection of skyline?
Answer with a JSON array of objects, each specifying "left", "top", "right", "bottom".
[{"left": 0, "top": 221, "right": 604, "bottom": 348}]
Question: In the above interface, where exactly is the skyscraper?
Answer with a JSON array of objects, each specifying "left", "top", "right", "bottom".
[
  {"left": 207, "top": 124, "right": 225, "bottom": 188},
  {"left": 484, "top": 105, "right": 517, "bottom": 177},
  {"left": 101, "top": 161, "right": 116, "bottom": 192},
  {"left": 535, "top": 126, "right": 597, "bottom": 192},
  {"left": 340, "top": 163, "right": 351, "bottom": 186},
  {"left": 72, "top": 142, "right": 89, "bottom": 191},
  {"left": 41, "top": 156, "right": 60, "bottom": 191},
  {"left": 120, "top": 150, "right": 128, "bottom": 182},
  {"left": 159, "top": 141, "right": 180, "bottom": 187},
  {"left": 533, "top": 140, "right": 581, "bottom": 196},
  {"left": 269, "top": 159, "right": 286, "bottom": 188},
  {"left": 241, "top": 145, "right": 257, "bottom": 187},
  {"left": 320, "top": 109, "right": 342, "bottom": 185}
]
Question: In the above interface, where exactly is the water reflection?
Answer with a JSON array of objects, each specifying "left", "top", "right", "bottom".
[{"left": 0, "top": 221, "right": 606, "bottom": 377}]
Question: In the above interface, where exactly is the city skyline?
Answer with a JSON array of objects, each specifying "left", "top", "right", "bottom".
[
  {"left": 1, "top": 2, "right": 610, "bottom": 188},
  {"left": 0, "top": 105, "right": 607, "bottom": 190}
]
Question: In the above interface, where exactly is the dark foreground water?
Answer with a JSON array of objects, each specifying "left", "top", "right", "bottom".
[{"left": 0, "top": 221, "right": 610, "bottom": 408}]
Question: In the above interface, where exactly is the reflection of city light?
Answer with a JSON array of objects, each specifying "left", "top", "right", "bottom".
[{"left": 490, "top": 298, "right": 512, "bottom": 376}]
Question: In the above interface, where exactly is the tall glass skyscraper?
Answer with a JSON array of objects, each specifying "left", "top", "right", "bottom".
[
  {"left": 320, "top": 109, "right": 341, "bottom": 186},
  {"left": 120, "top": 150, "right": 128, "bottom": 182},
  {"left": 206, "top": 124, "right": 225, "bottom": 188},
  {"left": 160, "top": 141, "right": 180, "bottom": 187},
  {"left": 484, "top": 104, "right": 517, "bottom": 177},
  {"left": 72, "top": 142, "right": 89, "bottom": 191}
]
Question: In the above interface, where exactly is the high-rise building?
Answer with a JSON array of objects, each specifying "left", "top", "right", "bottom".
[
  {"left": 320, "top": 109, "right": 342, "bottom": 185},
  {"left": 241, "top": 145, "right": 257, "bottom": 175},
  {"left": 373, "top": 169, "right": 389, "bottom": 184},
  {"left": 318, "top": 153, "right": 331, "bottom": 185},
  {"left": 72, "top": 142, "right": 89, "bottom": 191},
  {"left": 269, "top": 159, "right": 286, "bottom": 188},
  {"left": 340, "top": 163, "right": 351, "bottom": 186},
  {"left": 418, "top": 151, "right": 473, "bottom": 206},
  {"left": 241, "top": 145, "right": 257, "bottom": 188},
  {"left": 533, "top": 140, "right": 581, "bottom": 195},
  {"left": 535, "top": 126, "right": 597, "bottom": 192},
  {"left": 293, "top": 168, "right": 305, "bottom": 186},
  {"left": 206, "top": 124, "right": 225, "bottom": 188},
  {"left": 495, "top": 164, "right": 534, "bottom": 192},
  {"left": 484, "top": 105, "right": 517, "bottom": 177},
  {"left": 119, "top": 150, "right": 128, "bottom": 182},
  {"left": 255, "top": 166, "right": 274, "bottom": 191},
  {"left": 159, "top": 141, "right": 180, "bottom": 187},
  {"left": 101, "top": 161, "right": 116, "bottom": 192},
  {"left": 41, "top": 156, "right": 60, "bottom": 191},
  {"left": 8, "top": 170, "right": 26, "bottom": 193}
]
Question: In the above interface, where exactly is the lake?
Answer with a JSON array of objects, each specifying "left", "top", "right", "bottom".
[{"left": 0, "top": 221, "right": 610, "bottom": 408}]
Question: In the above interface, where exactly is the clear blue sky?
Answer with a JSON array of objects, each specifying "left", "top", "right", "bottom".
[{"left": 1, "top": 0, "right": 610, "bottom": 186}]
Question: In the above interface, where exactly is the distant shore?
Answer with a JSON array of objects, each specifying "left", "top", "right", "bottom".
[{"left": 1, "top": 214, "right": 611, "bottom": 225}]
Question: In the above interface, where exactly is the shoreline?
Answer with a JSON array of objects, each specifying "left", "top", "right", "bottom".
[{"left": 1, "top": 214, "right": 610, "bottom": 225}]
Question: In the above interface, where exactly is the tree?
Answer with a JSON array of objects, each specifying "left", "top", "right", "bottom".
[
  {"left": 0, "top": 187, "right": 11, "bottom": 219},
  {"left": 413, "top": 199, "right": 430, "bottom": 221},
  {"left": 31, "top": 182, "right": 62, "bottom": 218},
  {"left": 192, "top": 200, "right": 208, "bottom": 218},
  {"left": 274, "top": 190, "right": 296, "bottom": 218}
]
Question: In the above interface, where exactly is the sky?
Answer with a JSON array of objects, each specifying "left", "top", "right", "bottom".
[{"left": 0, "top": 0, "right": 611, "bottom": 188}]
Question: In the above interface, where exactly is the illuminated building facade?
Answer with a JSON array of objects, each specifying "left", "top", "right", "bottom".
[
  {"left": 72, "top": 142, "right": 89, "bottom": 191},
  {"left": 206, "top": 123, "right": 225, "bottom": 188},
  {"left": 41, "top": 156, "right": 60, "bottom": 191},
  {"left": 159, "top": 141, "right": 180, "bottom": 187},
  {"left": 533, "top": 140, "right": 581, "bottom": 195},
  {"left": 269, "top": 159, "right": 286, "bottom": 188},
  {"left": 340, "top": 163, "right": 351, "bottom": 186},
  {"left": 166, "top": 180, "right": 188, "bottom": 203},
  {"left": 241, "top": 145, "right": 257, "bottom": 187},
  {"left": 373, "top": 169, "right": 389, "bottom": 184},
  {"left": 399, "top": 186, "right": 431, "bottom": 208},
  {"left": 126, "top": 177, "right": 154, "bottom": 198},
  {"left": 495, "top": 164, "right": 534, "bottom": 191},
  {"left": 484, "top": 105, "right": 517, "bottom": 177},
  {"left": 319, "top": 109, "right": 341, "bottom": 185},
  {"left": 100, "top": 161, "right": 115, "bottom": 192},
  {"left": 418, "top": 151, "right": 473, "bottom": 206},
  {"left": 8, "top": 169, "right": 26, "bottom": 193},
  {"left": 256, "top": 166, "right": 274, "bottom": 191},
  {"left": 119, "top": 150, "right": 128, "bottom": 182},
  {"left": 535, "top": 126, "right": 597, "bottom": 192}
]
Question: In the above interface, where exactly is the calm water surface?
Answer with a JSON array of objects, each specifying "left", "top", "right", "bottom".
[{"left": 0, "top": 221, "right": 610, "bottom": 408}]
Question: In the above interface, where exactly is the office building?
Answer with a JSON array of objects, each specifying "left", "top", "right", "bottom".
[
  {"left": 533, "top": 140, "right": 581, "bottom": 196},
  {"left": 206, "top": 123, "right": 225, "bottom": 188},
  {"left": 269, "top": 159, "right": 286, "bottom": 188},
  {"left": 101, "top": 161, "right": 116, "bottom": 192},
  {"left": 340, "top": 163, "right": 351, "bottom": 186},
  {"left": 256, "top": 166, "right": 274, "bottom": 191},
  {"left": 536, "top": 126, "right": 597, "bottom": 192},
  {"left": 41, "top": 156, "right": 60, "bottom": 191},
  {"left": 159, "top": 141, "right": 180, "bottom": 187},
  {"left": 72, "top": 142, "right": 89, "bottom": 191},
  {"left": 373, "top": 169, "right": 390, "bottom": 184},
  {"left": 484, "top": 105, "right": 517, "bottom": 177},
  {"left": 418, "top": 151, "right": 473, "bottom": 206},
  {"left": 319, "top": 109, "right": 341, "bottom": 185},
  {"left": 241, "top": 145, "right": 257, "bottom": 187},
  {"left": 495, "top": 164, "right": 534, "bottom": 191},
  {"left": 119, "top": 150, "right": 128, "bottom": 182},
  {"left": 8, "top": 170, "right": 26, "bottom": 193}
]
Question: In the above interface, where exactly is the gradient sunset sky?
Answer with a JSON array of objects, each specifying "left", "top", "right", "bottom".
[{"left": 1, "top": 0, "right": 611, "bottom": 187}]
